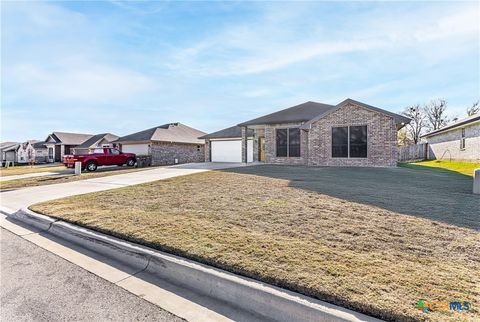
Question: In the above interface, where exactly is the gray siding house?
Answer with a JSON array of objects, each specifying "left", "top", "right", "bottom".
[
  {"left": 202, "top": 99, "right": 410, "bottom": 167},
  {"left": 44, "top": 132, "right": 94, "bottom": 162},
  {"left": 114, "top": 123, "right": 206, "bottom": 166},
  {"left": 421, "top": 114, "right": 480, "bottom": 162}
]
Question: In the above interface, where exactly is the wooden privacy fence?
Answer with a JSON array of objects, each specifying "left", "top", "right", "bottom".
[{"left": 398, "top": 143, "right": 428, "bottom": 162}]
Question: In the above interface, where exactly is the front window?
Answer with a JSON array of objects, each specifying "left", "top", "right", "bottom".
[
  {"left": 332, "top": 125, "right": 367, "bottom": 158},
  {"left": 276, "top": 128, "right": 301, "bottom": 157},
  {"left": 460, "top": 128, "right": 466, "bottom": 150},
  {"left": 48, "top": 147, "right": 53, "bottom": 158}
]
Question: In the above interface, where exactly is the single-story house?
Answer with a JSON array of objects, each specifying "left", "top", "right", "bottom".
[
  {"left": 202, "top": 99, "right": 410, "bottom": 167},
  {"left": 16, "top": 141, "right": 38, "bottom": 164},
  {"left": 1, "top": 142, "right": 19, "bottom": 165},
  {"left": 72, "top": 133, "right": 119, "bottom": 155},
  {"left": 199, "top": 126, "right": 254, "bottom": 163},
  {"left": 113, "top": 123, "right": 206, "bottom": 166},
  {"left": 32, "top": 141, "right": 49, "bottom": 163},
  {"left": 44, "top": 131, "right": 94, "bottom": 162},
  {"left": 421, "top": 114, "right": 479, "bottom": 162}
]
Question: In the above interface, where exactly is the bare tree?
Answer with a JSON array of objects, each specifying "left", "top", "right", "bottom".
[
  {"left": 402, "top": 105, "right": 426, "bottom": 144},
  {"left": 467, "top": 101, "right": 479, "bottom": 116},
  {"left": 424, "top": 99, "right": 449, "bottom": 131},
  {"left": 397, "top": 128, "right": 413, "bottom": 146}
]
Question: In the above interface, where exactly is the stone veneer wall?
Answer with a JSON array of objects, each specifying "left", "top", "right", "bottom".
[
  {"left": 307, "top": 103, "right": 398, "bottom": 167},
  {"left": 150, "top": 142, "right": 205, "bottom": 166},
  {"left": 204, "top": 139, "right": 211, "bottom": 162},
  {"left": 426, "top": 122, "right": 480, "bottom": 161}
]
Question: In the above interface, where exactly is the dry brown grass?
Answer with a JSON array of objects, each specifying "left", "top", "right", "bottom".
[
  {"left": 31, "top": 171, "right": 480, "bottom": 322},
  {"left": 0, "top": 165, "right": 66, "bottom": 177},
  {"left": 0, "top": 167, "right": 154, "bottom": 191}
]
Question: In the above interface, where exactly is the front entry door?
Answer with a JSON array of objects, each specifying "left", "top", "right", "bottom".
[{"left": 259, "top": 137, "right": 265, "bottom": 161}]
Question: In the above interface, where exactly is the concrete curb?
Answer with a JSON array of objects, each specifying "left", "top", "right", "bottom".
[{"left": 11, "top": 208, "right": 382, "bottom": 322}]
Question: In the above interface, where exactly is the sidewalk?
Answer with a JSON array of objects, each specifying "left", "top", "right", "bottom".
[{"left": 1, "top": 163, "right": 247, "bottom": 212}]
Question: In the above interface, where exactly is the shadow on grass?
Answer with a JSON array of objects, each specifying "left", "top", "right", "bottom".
[{"left": 222, "top": 164, "right": 479, "bottom": 230}]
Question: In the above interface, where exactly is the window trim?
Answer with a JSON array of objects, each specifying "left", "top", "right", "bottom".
[
  {"left": 460, "top": 128, "right": 466, "bottom": 151},
  {"left": 331, "top": 125, "right": 368, "bottom": 159},
  {"left": 276, "top": 128, "right": 301, "bottom": 158}
]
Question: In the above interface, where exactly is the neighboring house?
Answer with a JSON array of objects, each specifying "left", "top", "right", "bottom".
[
  {"left": 199, "top": 126, "right": 255, "bottom": 163},
  {"left": 1, "top": 142, "right": 19, "bottom": 165},
  {"left": 72, "top": 133, "right": 119, "bottom": 155},
  {"left": 44, "top": 132, "right": 94, "bottom": 162},
  {"left": 202, "top": 99, "right": 410, "bottom": 167},
  {"left": 16, "top": 141, "right": 38, "bottom": 164},
  {"left": 114, "top": 123, "right": 206, "bottom": 166},
  {"left": 421, "top": 114, "right": 480, "bottom": 162},
  {"left": 32, "top": 141, "right": 49, "bottom": 163}
]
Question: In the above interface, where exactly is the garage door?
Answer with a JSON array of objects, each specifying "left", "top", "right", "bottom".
[
  {"left": 121, "top": 144, "right": 149, "bottom": 155},
  {"left": 211, "top": 140, "right": 253, "bottom": 163}
]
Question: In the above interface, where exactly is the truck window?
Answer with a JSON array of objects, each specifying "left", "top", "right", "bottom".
[
  {"left": 109, "top": 149, "right": 120, "bottom": 155},
  {"left": 92, "top": 148, "right": 104, "bottom": 154}
]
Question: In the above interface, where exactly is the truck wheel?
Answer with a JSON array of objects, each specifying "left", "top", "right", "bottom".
[
  {"left": 126, "top": 158, "right": 135, "bottom": 167},
  {"left": 86, "top": 161, "right": 97, "bottom": 172}
]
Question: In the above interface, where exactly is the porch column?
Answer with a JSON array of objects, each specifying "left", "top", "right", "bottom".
[{"left": 241, "top": 126, "right": 248, "bottom": 163}]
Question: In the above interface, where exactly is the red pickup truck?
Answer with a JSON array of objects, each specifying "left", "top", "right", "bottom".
[{"left": 64, "top": 148, "right": 136, "bottom": 172}]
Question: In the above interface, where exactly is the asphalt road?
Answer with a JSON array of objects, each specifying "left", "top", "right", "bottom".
[{"left": 0, "top": 228, "right": 182, "bottom": 322}]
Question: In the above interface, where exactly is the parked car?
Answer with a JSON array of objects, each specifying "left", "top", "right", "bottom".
[{"left": 63, "top": 148, "right": 136, "bottom": 172}]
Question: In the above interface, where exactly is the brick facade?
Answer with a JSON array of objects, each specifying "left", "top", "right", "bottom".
[
  {"left": 150, "top": 142, "right": 205, "bottom": 166},
  {"left": 248, "top": 103, "right": 398, "bottom": 167}
]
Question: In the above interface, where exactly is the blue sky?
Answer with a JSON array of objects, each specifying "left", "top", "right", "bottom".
[{"left": 2, "top": 0, "right": 479, "bottom": 141}]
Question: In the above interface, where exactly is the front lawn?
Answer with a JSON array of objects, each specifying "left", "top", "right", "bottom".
[
  {"left": 399, "top": 160, "right": 480, "bottom": 177},
  {"left": 30, "top": 166, "right": 479, "bottom": 322},
  {"left": 0, "top": 166, "right": 156, "bottom": 191},
  {"left": 0, "top": 165, "right": 66, "bottom": 177}
]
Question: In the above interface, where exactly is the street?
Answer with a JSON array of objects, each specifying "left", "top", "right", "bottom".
[{"left": 0, "top": 228, "right": 182, "bottom": 322}]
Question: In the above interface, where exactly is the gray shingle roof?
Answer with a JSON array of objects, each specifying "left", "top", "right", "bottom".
[
  {"left": 237, "top": 99, "right": 410, "bottom": 128},
  {"left": 301, "top": 99, "right": 411, "bottom": 129},
  {"left": 49, "top": 132, "right": 94, "bottom": 145},
  {"left": 421, "top": 113, "right": 480, "bottom": 138},
  {"left": 238, "top": 101, "right": 336, "bottom": 127},
  {"left": 32, "top": 141, "right": 48, "bottom": 149},
  {"left": 0, "top": 142, "right": 19, "bottom": 150},
  {"left": 199, "top": 126, "right": 254, "bottom": 139},
  {"left": 115, "top": 123, "right": 206, "bottom": 145},
  {"left": 76, "top": 133, "right": 119, "bottom": 149}
]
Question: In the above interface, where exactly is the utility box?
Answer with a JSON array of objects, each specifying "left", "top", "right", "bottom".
[
  {"left": 74, "top": 161, "right": 82, "bottom": 175},
  {"left": 474, "top": 169, "right": 480, "bottom": 195}
]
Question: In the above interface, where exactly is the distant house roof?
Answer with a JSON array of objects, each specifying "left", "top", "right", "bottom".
[
  {"left": 0, "top": 142, "right": 19, "bottom": 150},
  {"left": 1, "top": 143, "right": 19, "bottom": 152},
  {"left": 47, "top": 132, "right": 94, "bottom": 145},
  {"left": 421, "top": 114, "right": 480, "bottom": 138},
  {"left": 114, "top": 123, "right": 206, "bottom": 145},
  {"left": 32, "top": 141, "right": 48, "bottom": 149},
  {"left": 76, "top": 133, "right": 119, "bottom": 149},
  {"left": 199, "top": 126, "right": 254, "bottom": 139},
  {"left": 237, "top": 99, "right": 410, "bottom": 128}
]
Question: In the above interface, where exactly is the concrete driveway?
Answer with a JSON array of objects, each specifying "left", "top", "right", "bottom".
[{"left": 1, "top": 162, "right": 247, "bottom": 213}]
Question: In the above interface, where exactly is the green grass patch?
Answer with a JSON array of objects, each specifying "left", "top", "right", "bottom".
[{"left": 399, "top": 160, "right": 479, "bottom": 177}]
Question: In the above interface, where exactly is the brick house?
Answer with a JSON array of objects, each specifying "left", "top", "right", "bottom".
[
  {"left": 114, "top": 123, "right": 206, "bottom": 166},
  {"left": 421, "top": 114, "right": 480, "bottom": 162},
  {"left": 202, "top": 99, "right": 410, "bottom": 167}
]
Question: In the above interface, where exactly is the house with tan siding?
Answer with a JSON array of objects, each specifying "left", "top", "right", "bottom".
[{"left": 421, "top": 114, "right": 480, "bottom": 162}]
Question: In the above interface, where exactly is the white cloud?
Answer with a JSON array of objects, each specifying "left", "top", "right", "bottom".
[
  {"left": 166, "top": 3, "right": 479, "bottom": 76},
  {"left": 6, "top": 59, "right": 157, "bottom": 103}
]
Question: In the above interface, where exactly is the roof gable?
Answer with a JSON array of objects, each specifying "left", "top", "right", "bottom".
[
  {"left": 300, "top": 99, "right": 411, "bottom": 129},
  {"left": 46, "top": 132, "right": 94, "bottom": 145},
  {"left": 76, "top": 133, "right": 119, "bottom": 148},
  {"left": 115, "top": 123, "right": 206, "bottom": 145}
]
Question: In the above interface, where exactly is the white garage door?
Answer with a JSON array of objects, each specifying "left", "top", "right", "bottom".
[
  {"left": 211, "top": 139, "right": 253, "bottom": 163},
  {"left": 121, "top": 144, "right": 149, "bottom": 155}
]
